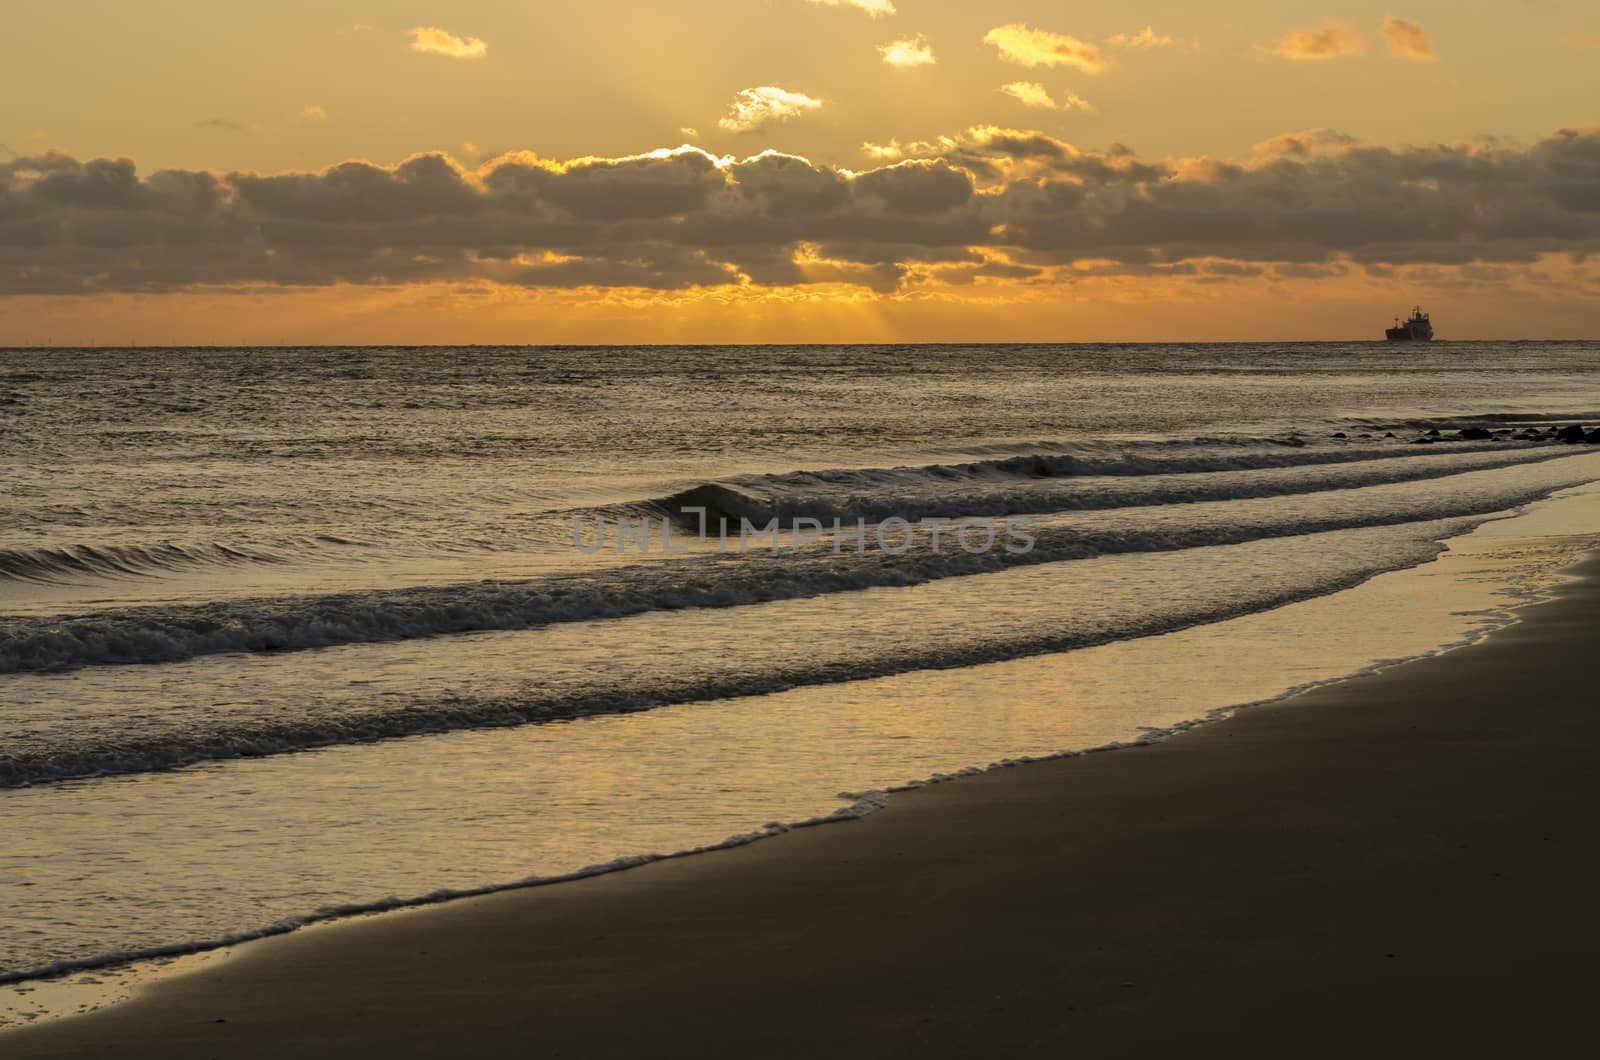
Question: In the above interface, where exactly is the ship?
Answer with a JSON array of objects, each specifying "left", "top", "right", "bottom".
[{"left": 1386, "top": 306, "right": 1434, "bottom": 341}]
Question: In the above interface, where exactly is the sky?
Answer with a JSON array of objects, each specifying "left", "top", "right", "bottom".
[{"left": 2, "top": 0, "right": 1598, "bottom": 343}]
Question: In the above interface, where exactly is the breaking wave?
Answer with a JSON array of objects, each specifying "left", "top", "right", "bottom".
[
  {"left": 5, "top": 449, "right": 1597, "bottom": 676},
  {"left": 642, "top": 442, "right": 1570, "bottom": 529},
  {"left": 0, "top": 516, "right": 1475, "bottom": 786}
]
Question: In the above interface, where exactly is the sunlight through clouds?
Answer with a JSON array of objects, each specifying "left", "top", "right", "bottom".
[
  {"left": 9, "top": 129, "right": 1600, "bottom": 300},
  {"left": 4, "top": 1, "right": 1597, "bottom": 340}
]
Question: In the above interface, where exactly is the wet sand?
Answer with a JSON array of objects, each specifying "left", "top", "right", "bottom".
[{"left": 8, "top": 561, "right": 1600, "bottom": 1058}]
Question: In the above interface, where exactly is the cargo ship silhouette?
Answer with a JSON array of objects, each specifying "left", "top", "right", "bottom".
[{"left": 1386, "top": 306, "right": 1434, "bottom": 341}]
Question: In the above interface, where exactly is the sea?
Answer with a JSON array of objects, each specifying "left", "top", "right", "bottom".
[{"left": 4, "top": 342, "right": 1600, "bottom": 1022}]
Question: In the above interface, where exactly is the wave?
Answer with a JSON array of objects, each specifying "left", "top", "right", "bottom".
[
  {"left": 0, "top": 542, "right": 292, "bottom": 584},
  {"left": 2, "top": 548, "right": 1547, "bottom": 980},
  {"left": 1, "top": 482, "right": 1587, "bottom": 983},
  {"left": 643, "top": 443, "right": 1568, "bottom": 528},
  {"left": 0, "top": 521, "right": 1465, "bottom": 787},
  {"left": 0, "top": 544, "right": 1536, "bottom": 974},
  {"left": 5, "top": 452, "right": 1598, "bottom": 677},
  {"left": 3, "top": 436, "right": 1569, "bottom": 587},
  {"left": 1345, "top": 412, "right": 1600, "bottom": 428}
]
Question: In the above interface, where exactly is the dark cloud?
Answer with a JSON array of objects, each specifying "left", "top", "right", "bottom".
[
  {"left": 3, "top": 129, "right": 1600, "bottom": 295},
  {"left": 509, "top": 246, "right": 738, "bottom": 290},
  {"left": 980, "top": 127, "right": 1600, "bottom": 267},
  {"left": 729, "top": 152, "right": 850, "bottom": 216},
  {"left": 32, "top": 157, "right": 144, "bottom": 209},
  {"left": 851, "top": 159, "right": 974, "bottom": 214},
  {"left": 233, "top": 155, "right": 480, "bottom": 223},
  {"left": 508, "top": 150, "right": 727, "bottom": 221}
]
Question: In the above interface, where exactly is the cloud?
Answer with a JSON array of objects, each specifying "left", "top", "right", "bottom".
[
  {"left": 231, "top": 153, "right": 483, "bottom": 223},
  {"left": 196, "top": 118, "right": 247, "bottom": 133},
  {"left": 679, "top": 127, "right": 701, "bottom": 139},
  {"left": 5, "top": 127, "right": 1600, "bottom": 297},
  {"left": 1108, "top": 26, "right": 1176, "bottom": 49},
  {"left": 999, "top": 82, "right": 1055, "bottom": 109},
  {"left": 1251, "top": 128, "right": 1359, "bottom": 157},
  {"left": 861, "top": 136, "right": 961, "bottom": 161},
  {"left": 717, "top": 87, "right": 822, "bottom": 133},
  {"left": 851, "top": 159, "right": 974, "bottom": 214},
  {"left": 408, "top": 26, "right": 487, "bottom": 60},
  {"left": 879, "top": 34, "right": 936, "bottom": 67},
  {"left": 983, "top": 24, "right": 1108, "bottom": 73},
  {"left": 730, "top": 151, "right": 852, "bottom": 216},
  {"left": 999, "top": 83, "right": 1094, "bottom": 112},
  {"left": 1260, "top": 22, "right": 1366, "bottom": 60},
  {"left": 1382, "top": 15, "right": 1438, "bottom": 59},
  {"left": 805, "top": 0, "right": 895, "bottom": 16},
  {"left": 301, "top": 105, "right": 328, "bottom": 121}
]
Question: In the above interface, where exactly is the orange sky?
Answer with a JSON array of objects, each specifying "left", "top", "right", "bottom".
[{"left": 2, "top": 1, "right": 1598, "bottom": 342}]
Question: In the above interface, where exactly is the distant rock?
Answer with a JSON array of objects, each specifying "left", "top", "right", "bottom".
[
  {"left": 1458, "top": 427, "right": 1494, "bottom": 440},
  {"left": 1331, "top": 432, "right": 1347, "bottom": 438},
  {"left": 1556, "top": 425, "right": 1588, "bottom": 443}
]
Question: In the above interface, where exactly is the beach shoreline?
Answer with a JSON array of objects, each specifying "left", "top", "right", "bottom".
[{"left": 8, "top": 549, "right": 1600, "bottom": 1057}]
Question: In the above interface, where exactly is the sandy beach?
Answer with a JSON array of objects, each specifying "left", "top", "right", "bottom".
[{"left": 6, "top": 554, "right": 1597, "bottom": 1057}]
